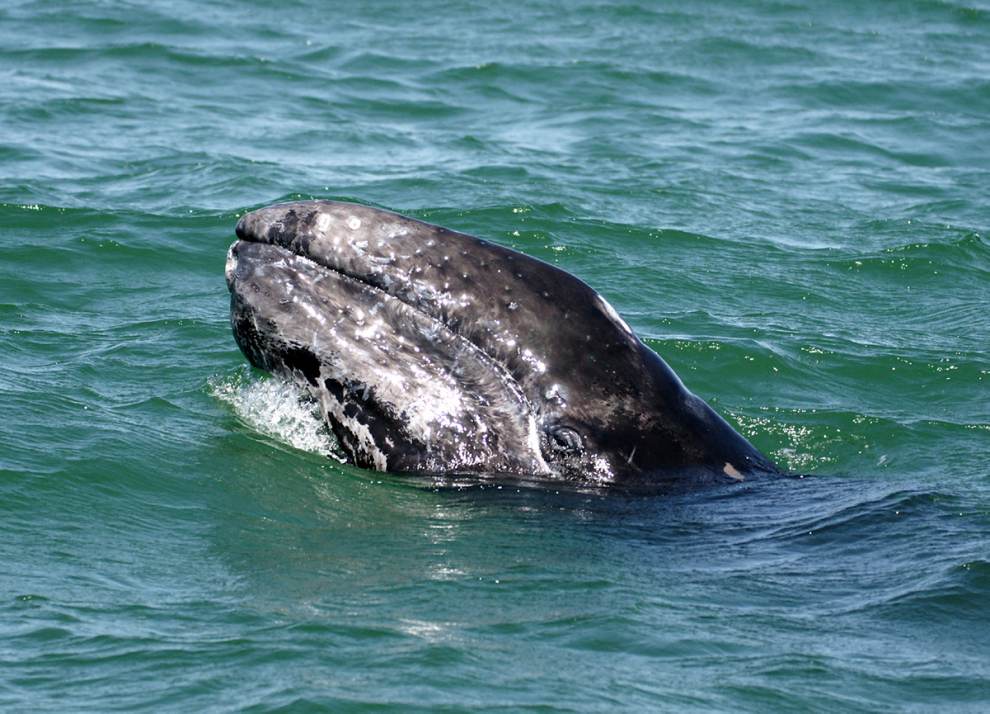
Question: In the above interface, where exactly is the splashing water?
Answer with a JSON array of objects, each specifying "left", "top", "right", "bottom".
[{"left": 210, "top": 370, "right": 342, "bottom": 460}]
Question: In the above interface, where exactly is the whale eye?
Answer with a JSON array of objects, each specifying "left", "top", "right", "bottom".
[{"left": 547, "top": 425, "right": 583, "bottom": 453}]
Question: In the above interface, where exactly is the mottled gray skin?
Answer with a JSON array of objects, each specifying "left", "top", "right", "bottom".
[{"left": 226, "top": 200, "right": 777, "bottom": 489}]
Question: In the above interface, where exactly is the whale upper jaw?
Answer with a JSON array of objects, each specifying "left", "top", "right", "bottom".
[{"left": 227, "top": 200, "right": 778, "bottom": 487}]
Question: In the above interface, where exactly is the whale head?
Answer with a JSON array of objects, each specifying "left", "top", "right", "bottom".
[{"left": 226, "top": 200, "right": 776, "bottom": 489}]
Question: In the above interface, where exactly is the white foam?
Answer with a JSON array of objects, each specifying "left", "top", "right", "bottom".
[{"left": 210, "top": 372, "right": 342, "bottom": 460}]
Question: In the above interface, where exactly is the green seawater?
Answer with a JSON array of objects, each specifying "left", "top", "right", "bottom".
[{"left": 2, "top": 0, "right": 989, "bottom": 710}]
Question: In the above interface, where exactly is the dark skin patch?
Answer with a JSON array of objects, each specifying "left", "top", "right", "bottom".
[
  {"left": 320, "top": 377, "right": 428, "bottom": 470},
  {"left": 324, "top": 378, "right": 345, "bottom": 402},
  {"left": 267, "top": 209, "right": 299, "bottom": 245},
  {"left": 281, "top": 345, "right": 320, "bottom": 386}
]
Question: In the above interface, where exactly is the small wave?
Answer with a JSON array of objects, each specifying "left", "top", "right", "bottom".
[
  {"left": 763, "top": 488, "right": 956, "bottom": 543},
  {"left": 209, "top": 371, "right": 341, "bottom": 460},
  {"left": 827, "top": 230, "right": 989, "bottom": 277},
  {"left": 872, "top": 558, "right": 990, "bottom": 621}
]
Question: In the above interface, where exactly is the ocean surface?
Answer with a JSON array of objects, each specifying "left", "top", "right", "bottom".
[{"left": 2, "top": 0, "right": 989, "bottom": 710}]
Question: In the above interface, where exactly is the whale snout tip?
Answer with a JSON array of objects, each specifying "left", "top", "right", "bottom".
[
  {"left": 235, "top": 204, "right": 293, "bottom": 243},
  {"left": 234, "top": 212, "right": 252, "bottom": 241},
  {"left": 235, "top": 205, "right": 275, "bottom": 242}
]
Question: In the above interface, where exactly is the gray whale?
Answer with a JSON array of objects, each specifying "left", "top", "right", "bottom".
[{"left": 226, "top": 200, "right": 778, "bottom": 489}]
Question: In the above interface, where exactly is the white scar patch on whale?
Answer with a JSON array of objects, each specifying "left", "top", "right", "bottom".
[
  {"left": 723, "top": 462, "right": 744, "bottom": 481},
  {"left": 401, "top": 373, "right": 468, "bottom": 445},
  {"left": 526, "top": 415, "right": 551, "bottom": 475},
  {"left": 378, "top": 221, "right": 408, "bottom": 239},
  {"left": 597, "top": 294, "right": 633, "bottom": 336}
]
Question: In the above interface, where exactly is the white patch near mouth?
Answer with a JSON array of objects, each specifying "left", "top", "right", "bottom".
[
  {"left": 723, "top": 462, "right": 744, "bottom": 481},
  {"left": 347, "top": 215, "right": 362, "bottom": 230}
]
